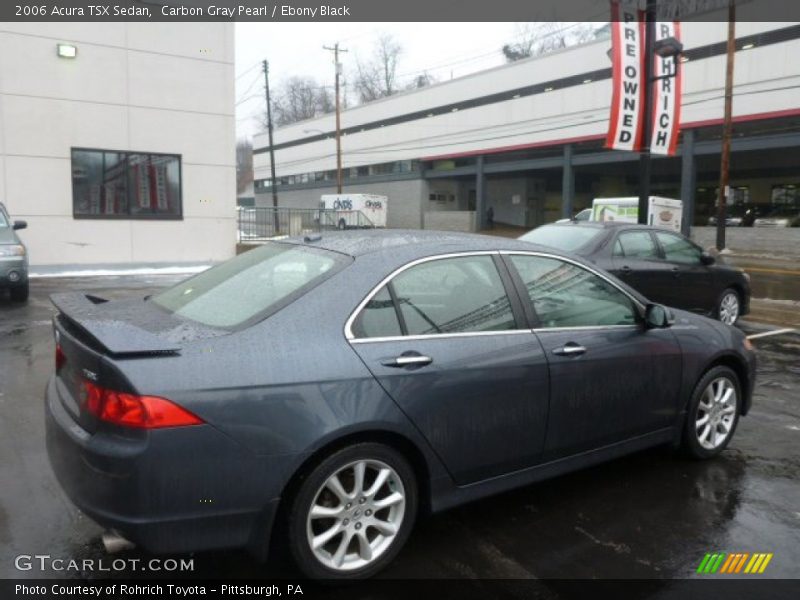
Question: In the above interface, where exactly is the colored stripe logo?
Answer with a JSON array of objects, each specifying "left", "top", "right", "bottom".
[{"left": 697, "top": 552, "right": 773, "bottom": 574}]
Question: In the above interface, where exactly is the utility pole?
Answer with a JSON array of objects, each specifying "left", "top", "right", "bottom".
[
  {"left": 638, "top": 0, "right": 657, "bottom": 225},
  {"left": 717, "top": 0, "right": 736, "bottom": 250},
  {"left": 263, "top": 59, "right": 279, "bottom": 233},
  {"left": 323, "top": 43, "right": 348, "bottom": 194}
]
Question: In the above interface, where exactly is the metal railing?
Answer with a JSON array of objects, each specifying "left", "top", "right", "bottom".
[{"left": 237, "top": 207, "right": 376, "bottom": 242}]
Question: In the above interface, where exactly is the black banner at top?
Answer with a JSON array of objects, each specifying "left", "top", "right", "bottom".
[{"left": 4, "top": 0, "right": 800, "bottom": 22}]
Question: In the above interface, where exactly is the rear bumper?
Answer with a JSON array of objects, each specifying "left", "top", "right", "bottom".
[{"left": 44, "top": 376, "right": 283, "bottom": 556}]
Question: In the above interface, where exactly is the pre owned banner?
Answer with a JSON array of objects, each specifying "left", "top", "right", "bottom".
[
  {"left": 606, "top": 0, "right": 646, "bottom": 152},
  {"left": 650, "top": 20, "right": 683, "bottom": 155}
]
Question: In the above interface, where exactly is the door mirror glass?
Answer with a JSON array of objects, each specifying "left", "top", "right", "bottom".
[
  {"left": 645, "top": 303, "right": 672, "bottom": 328},
  {"left": 700, "top": 251, "right": 715, "bottom": 265},
  {"left": 12, "top": 220, "right": 27, "bottom": 230}
]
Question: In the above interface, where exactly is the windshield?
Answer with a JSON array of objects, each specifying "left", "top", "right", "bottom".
[
  {"left": 152, "top": 243, "right": 347, "bottom": 328},
  {"left": 519, "top": 225, "right": 603, "bottom": 252}
]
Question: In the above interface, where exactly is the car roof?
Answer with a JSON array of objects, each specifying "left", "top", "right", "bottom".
[{"left": 279, "top": 228, "right": 558, "bottom": 258}]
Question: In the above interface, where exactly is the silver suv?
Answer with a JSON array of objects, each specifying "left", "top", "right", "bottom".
[{"left": 0, "top": 202, "right": 28, "bottom": 302}]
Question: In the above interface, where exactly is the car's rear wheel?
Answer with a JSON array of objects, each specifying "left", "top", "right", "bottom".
[
  {"left": 716, "top": 288, "right": 740, "bottom": 326},
  {"left": 682, "top": 366, "right": 741, "bottom": 459},
  {"left": 9, "top": 282, "right": 29, "bottom": 302},
  {"left": 288, "top": 443, "right": 417, "bottom": 579}
]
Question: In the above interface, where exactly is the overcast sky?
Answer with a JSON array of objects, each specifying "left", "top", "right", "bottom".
[{"left": 235, "top": 23, "right": 527, "bottom": 141}]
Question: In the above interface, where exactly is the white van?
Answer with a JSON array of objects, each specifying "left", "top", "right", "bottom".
[
  {"left": 320, "top": 194, "right": 388, "bottom": 229},
  {"left": 591, "top": 197, "right": 683, "bottom": 232}
]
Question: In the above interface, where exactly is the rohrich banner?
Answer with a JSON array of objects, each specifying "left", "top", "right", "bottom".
[{"left": 650, "top": 20, "right": 683, "bottom": 155}]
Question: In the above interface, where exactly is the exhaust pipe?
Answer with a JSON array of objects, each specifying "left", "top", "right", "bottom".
[{"left": 102, "top": 530, "right": 136, "bottom": 554}]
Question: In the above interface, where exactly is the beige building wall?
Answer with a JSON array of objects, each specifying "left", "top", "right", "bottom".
[{"left": 0, "top": 23, "right": 236, "bottom": 267}]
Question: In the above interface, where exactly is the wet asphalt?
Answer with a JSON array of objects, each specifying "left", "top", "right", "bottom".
[{"left": 0, "top": 275, "right": 798, "bottom": 582}]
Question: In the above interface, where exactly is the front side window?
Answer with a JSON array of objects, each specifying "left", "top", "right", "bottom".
[
  {"left": 613, "top": 231, "right": 659, "bottom": 259},
  {"left": 72, "top": 149, "right": 181, "bottom": 219},
  {"left": 655, "top": 232, "right": 701, "bottom": 265},
  {"left": 510, "top": 255, "right": 637, "bottom": 328},
  {"left": 351, "top": 255, "right": 516, "bottom": 339},
  {"left": 152, "top": 243, "right": 344, "bottom": 328}
]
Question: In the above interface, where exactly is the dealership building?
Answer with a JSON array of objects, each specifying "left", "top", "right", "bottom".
[
  {"left": 0, "top": 23, "right": 236, "bottom": 269},
  {"left": 254, "top": 21, "right": 800, "bottom": 234}
]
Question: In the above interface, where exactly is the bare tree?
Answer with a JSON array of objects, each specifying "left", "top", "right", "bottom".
[
  {"left": 262, "top": 76, "right": 334, "bottom": 128},
  {"left": 502, "top": 22, "right": 600, "bottom": 63},
  {"left": 353, "top": 34, "right": 403, "bottom": 103},
  {"left": 235, "top": 139, "right": 253, "bottom": 195}
]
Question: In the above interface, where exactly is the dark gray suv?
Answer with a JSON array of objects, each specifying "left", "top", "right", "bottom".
[{"left": 0, "top": 202, "right": 28, "bottom": 302}]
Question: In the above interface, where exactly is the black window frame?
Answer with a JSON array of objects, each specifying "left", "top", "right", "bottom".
[{"left": 71, "top": 147, "right": 183, "bottom": 221}]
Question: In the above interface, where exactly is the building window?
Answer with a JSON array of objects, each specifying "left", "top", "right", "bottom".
[
  {"left": 72, "top": 148, "right": 181, "bottom": 219},
  {"left": 771, "top": 184, "right": 800, "bottom": 207}
]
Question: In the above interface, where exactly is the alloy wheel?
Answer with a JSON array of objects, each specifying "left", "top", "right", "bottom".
[
  {"left": 719, "top": 292, "right": 740, "bottom": 325},
  {"left": 695, "top": 377, "right": 737, "bottom": 450},
  {"left": 306, "top": 459, "right": 406, "bottom": 571}
]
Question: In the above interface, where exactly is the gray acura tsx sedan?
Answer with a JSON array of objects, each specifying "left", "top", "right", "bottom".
[{"left": 45, "top": 230, "right": 756, "bottom": 579}]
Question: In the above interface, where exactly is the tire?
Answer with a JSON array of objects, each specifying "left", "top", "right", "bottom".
[
  {"left": 716, "top": 287, "right": 740, "bottom": 326},
  {"left": 287, "top": 443, "right": 417, "bottom": 580},
  {"left": 9, "top": 282, "right": 29, "bottom": 302},
  {"left": 681, "top": 366, "right": 741, "bottom": 459}
]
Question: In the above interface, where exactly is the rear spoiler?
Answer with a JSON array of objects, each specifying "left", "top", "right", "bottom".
[{"left": 51, "top": 292, "right": 181, "bottom": 357}]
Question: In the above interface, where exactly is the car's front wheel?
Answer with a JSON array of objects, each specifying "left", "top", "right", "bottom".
[
  {"left": 716, "top": 288, "right": 741, "bottom": 326},
  {"left": 682, "top": 366, "right": 741, "bottom": 459},
  {"left": 288, "top": 443, "right": 417, "bottom": 579}
]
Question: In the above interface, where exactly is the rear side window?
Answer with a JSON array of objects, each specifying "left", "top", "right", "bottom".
[
  {"left": 391, "top": 256, "right": 515, "bottom": 336},
  {"left": 613, "top": 231, "right": 658, "bottom": 259},
  {"left": 152, "top": 243, "right": 346, "bottom": 328},
  {"left": 350, "top": 286, "right": 402, "bottom": 339},
  {"left": 350, "top": 255, "right": 516, "bottom": 339},
  {"left": 0, "top": 209, "right": 7, "bottom": 227}
]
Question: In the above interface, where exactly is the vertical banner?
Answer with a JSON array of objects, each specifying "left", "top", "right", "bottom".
[
  {"left": 606, "top": 0, "right": 646, "bottom": 152},
  {"left": 650, "top": 21, "right": 683, "bottom": 155}
]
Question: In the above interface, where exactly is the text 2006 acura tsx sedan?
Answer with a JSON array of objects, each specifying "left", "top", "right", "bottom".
[{"left": 46, "top": 230, "right": 756, "bottom": 579}]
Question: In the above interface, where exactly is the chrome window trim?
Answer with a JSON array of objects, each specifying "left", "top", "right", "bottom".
[
  {"left": 350, "top": 329, "right": 532, "bottom": 345},
  {"left": 344, "top": 249, "right": 646, "bottom": 342}
]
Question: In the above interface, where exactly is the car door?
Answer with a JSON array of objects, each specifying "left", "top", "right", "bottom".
[
  {"left": 653, "top": 231, "right": 717, "bottom": 313},
  {"left": 504, "top": 252, "right": 683, "bottom": 461},
  {"left": 347, "top": 253, "right": 550, "bottom": 485},
  {"left": 609, "top": 229, "right": 668, "bottom": 301}
]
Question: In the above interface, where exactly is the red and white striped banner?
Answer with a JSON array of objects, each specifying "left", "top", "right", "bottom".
[
  {"left": 606, "top": 0, "right": 646, "bottom": 152},
  {"left": 650, "top": 20, "right": 683, "bottom": 155}
]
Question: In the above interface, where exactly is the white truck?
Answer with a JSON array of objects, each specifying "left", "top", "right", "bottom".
[
  {"left": 591, "top": 196, "right": 683, "bottom": 232},
  {"left": 319, "top": 194, "right": 388, "bottom": 229}
]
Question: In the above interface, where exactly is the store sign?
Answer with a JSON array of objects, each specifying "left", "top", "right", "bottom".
[
  {"left": 650, "top": 21, "right": 683, "bottom": 155},
  {"left": 606, "top": 0, "right": 646, "bottom": 152}
]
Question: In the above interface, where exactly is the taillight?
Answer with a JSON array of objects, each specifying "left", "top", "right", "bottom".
[
  {"left": 55, "top": 344, "right": 67, "bottom": 372},
  {"left": 82, "top": 380, "right": 203, "bottom": 429}
]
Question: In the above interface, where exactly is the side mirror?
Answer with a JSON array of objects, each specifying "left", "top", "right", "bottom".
[
  {"left": 12, "top": 220, "right": 27, "bottom": 231},
  {"left": 700, "top": 251, "right": 715, "bottom": 265},
  {"left": 645, "top": 303, "right": 673, "bottom": 329}
]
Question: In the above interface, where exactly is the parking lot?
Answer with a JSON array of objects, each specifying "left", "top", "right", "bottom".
[{"left": 1, "top": 274, "right": 798, "bottom": 581}]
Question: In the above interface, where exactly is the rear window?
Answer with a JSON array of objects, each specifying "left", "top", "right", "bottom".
[
  {"left": 518, "top": 225, "right": 603, "bottom": 252},
  {"left": 151, "top": 243, "right": 347, "bottom": 328}
]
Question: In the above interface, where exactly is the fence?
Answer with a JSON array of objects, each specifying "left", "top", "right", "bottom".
[{"left": 237, "top": 207, "right": 376, "bottom": 242}]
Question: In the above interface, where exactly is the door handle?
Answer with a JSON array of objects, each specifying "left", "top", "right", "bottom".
[
  {"left": 620, "top": 266, "right": 632, "bottom": 275},
  {"left": 553, "top": 344, "right": 587, "bottom": 357},
  {"left": 671, "top": 266, "right": 680, "bottom": 277},
  {"left": 381, "top": 355, "right": 433, "bottom": 368}
]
